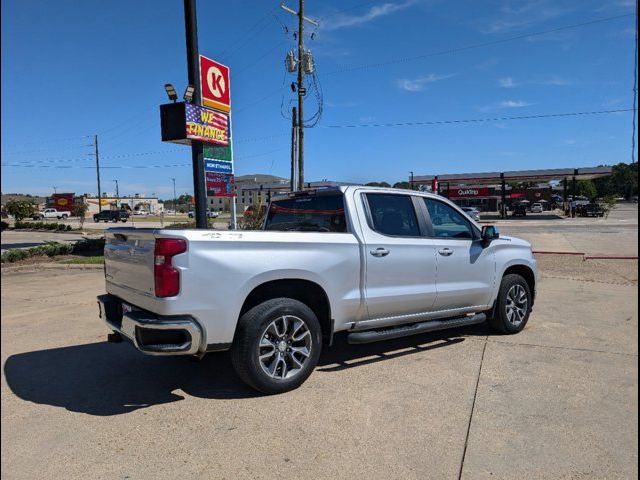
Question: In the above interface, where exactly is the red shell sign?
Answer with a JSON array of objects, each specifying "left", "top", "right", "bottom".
[{"left": 199, "top": 55, "right": 231, "bottom": 113}]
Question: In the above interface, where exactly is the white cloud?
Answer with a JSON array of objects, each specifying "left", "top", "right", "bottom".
[
  {"left": 481, "top": 0, "right": 570, "bottom": 34},
  {"left": 498, "top": 77, "right": 518, "bottom": 88},
  {"left": 538, "top": 75, "right": 572, "bottom": 86},
  {"left": 323, "top": 1, "right": 417, "bottom": 31},
  {"left": 499, "top": 100, "right": 533, "bottom": 108},
  {"left": 480, "top": 99, "right": 534, "bottom": 111},
  {"left": 396, "top": 73, "right": 453, "bottom": 92}
]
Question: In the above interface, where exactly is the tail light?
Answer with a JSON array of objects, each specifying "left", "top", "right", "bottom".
[{"left": 154, "top": 238, "right": 187, "bottom": 297}]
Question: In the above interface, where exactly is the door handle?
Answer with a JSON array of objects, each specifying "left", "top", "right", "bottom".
[
  {"left": 370, "top": 248, "right": 390, "bottom": 257},
  {"left": 438, "top": 248, "right": 454, "bottom": 256}
]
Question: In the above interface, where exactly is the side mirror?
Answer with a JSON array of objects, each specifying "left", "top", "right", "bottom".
[{"left": 481, "top": 225, "right": 499, "bottom": 246}]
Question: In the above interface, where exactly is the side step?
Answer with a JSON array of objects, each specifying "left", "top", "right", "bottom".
[{"left": 347, "top": 313, "right": 486, "bottom": 344}]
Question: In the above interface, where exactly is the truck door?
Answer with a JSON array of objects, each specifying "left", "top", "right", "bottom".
[
  {"left": 422, "top": 198, "right": 495, "bottom": 310},
  {"left": 360, "top": 192, "right": 438, "bottom": 320}
]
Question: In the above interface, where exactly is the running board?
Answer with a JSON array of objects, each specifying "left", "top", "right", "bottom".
[{"left": 347, "top": 313, "right": 487, "bottom": 344}]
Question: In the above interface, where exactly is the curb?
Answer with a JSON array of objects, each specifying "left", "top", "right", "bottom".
[{"left": 1, "top": 262, "right": 104, "bottom": 274}]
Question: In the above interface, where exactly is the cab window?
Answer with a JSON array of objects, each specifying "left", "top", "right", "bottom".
[
  {"left": 424, "top": 198, "right": 473, "bottom": 239},
  {"left": 365, "top": 194, "right": 420, "bottom": 237}
]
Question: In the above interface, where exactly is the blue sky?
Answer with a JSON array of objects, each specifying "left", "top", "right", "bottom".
[{"left": 1, "top": 0, "right": 637, "bottom": 198}]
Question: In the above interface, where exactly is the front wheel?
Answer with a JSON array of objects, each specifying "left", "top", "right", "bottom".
[
  {"left": 487, "top": 274, "right": 532, "bottom": 334},
  {"left": 231, "top": 298, "right": 322, "bottom": 394}
]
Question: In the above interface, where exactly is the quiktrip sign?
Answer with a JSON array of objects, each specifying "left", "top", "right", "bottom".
[{"left": 448, "top": 187, "right": 491, "bottom": 198}]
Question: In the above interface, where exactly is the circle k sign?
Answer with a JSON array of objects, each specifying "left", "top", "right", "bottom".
[{"left": 199, "top": 55, "right": 231, "bottom": 113}]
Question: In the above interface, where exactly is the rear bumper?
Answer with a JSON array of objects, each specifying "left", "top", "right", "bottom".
[{"left": 97, "top": 294, "right": 204, "bottom": 356}]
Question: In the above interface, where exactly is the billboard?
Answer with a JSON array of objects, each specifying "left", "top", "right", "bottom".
[
  {"left": 199, "top": 56, "right": 231, "bottom": 113},
  {"left": 206, "top": 172, "right": 235, "bottom": 197},
  {"left": 50, "top": 193, "right": 74, "bottom": 212},
  {"left": 185, "top": 103, "right": 229, "bottom": 145}
]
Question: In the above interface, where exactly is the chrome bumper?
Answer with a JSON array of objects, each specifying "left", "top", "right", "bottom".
[{"left": 97, "top": 294, "right": 203, "bottom": 356}]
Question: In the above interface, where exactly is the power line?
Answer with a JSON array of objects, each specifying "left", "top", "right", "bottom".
[
  {"left": 323, "top": 108, "right": 636, "bottom": 129},
  {"left": 325, "top": 13, "right": 635, "bottom": 75},
  {"left": 631, "top": 3, "right": 638, "bottom": 164}
]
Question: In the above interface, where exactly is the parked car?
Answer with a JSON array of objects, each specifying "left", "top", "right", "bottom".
[
  {"left": 461, "top": 207, "right": 481, "bottom": 222},
  {"left": 93, "top": 209, "right": 130, "bottom": 223},
  {"left": 133, "top": 210, "right": 150, "bottom": 216},
  {"left": 98, "top": 186, "right": 537, "bottom": 394},
  {"left": 33, "top": 208, "right": 69, "bottom": 220},
  {"left": 531, "top": 203, "right": 543, "bottom": 213},
  {"left": 577, "top": 203, "right": 605, "bottom": 217},
  {"left": 512, "top": 203, "right": 527, "bottom": 217},
  {"left": 187, "top": 210, "right": 219, "bottom": 218}
]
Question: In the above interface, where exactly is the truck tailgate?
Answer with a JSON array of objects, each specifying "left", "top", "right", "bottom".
[{"left": 104, "top": 229, "right": 156, "bottom": 297}]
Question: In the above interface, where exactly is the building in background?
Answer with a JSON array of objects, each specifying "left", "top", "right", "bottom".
[
  {"left": 207, "top": 174, "right": 359, "bottom": 213},
  {"left": 82, "top": 194, "right": 162, "bottom": 214}
]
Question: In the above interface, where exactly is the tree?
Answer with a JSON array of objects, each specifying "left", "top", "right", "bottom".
[
  {"left": 593, "top": 162, "right": 638, "bottom": 199},
  {"left": 393, "top": 181, "right": 411, "bottom": 189},
  {"left": 575, "top": 180, "right": 597, "bottom": 200},
  {"left": 72, "top": 203, "right": 89, "bottom": 229},
  {"left": 5, "top": 200, "right": 37, "bottom": 221}
]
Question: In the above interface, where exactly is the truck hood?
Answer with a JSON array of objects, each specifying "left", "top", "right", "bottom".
[{"left": 495, "top": 235, "right": 532, "bottom": 249}]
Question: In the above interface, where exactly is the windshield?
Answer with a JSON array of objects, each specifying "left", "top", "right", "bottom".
[{"left": 264, "top": 193, "right": 347, "bottom": 232}]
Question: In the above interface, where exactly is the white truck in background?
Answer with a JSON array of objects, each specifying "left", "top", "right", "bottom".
[{"left": 98, "top": 186, "right": 537, "bottom": 394}]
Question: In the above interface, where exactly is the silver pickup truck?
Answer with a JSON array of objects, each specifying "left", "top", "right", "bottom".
[{"left": 98, "top": 186, "right": 537, "bottom": 393}]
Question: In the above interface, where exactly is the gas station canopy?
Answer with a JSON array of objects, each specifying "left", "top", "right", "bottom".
[{"left": 413, "top": 166, "right": 612, "bottom": 186}]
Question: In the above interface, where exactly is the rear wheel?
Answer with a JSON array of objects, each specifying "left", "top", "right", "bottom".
[
  {"left": 488, "top": 274, "right": 532, "bottom": 334},
  {"left": 231, "top": 298, "right": 322, "bottom": 394}
]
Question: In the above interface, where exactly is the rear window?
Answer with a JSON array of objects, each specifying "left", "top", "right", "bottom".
[{"left": 264, "top": 193, "right": 347, "bottom": 232}]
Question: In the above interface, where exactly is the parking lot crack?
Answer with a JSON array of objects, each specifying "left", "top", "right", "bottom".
[
  {"left": 487, "top": 339, "right": 638, "bottom": 357},
  {"left": 457, "top": 336, "right": 488, "bottom": 480}
]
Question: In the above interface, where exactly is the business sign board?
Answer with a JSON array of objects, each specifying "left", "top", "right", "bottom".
[
  {"left": 200, "top": 55, "right": 231, "bottom": 113},
  {"left": 205, "top": 159, "right": 233, "bottom": 174},
  {"left": 186, "top": 103, "right": 229, "bottom": 145},
  {"left": 50, "top": 193, "right": 75, "bottom": 212},
  {"left": 448, "top": 187, "right": 491, "bottom": 198},
  {"left": 160, "top": 102, "right": 229, "bottom": 146},
  {"left": 206, "top": 172, "right": 235, "bottom": 197}
]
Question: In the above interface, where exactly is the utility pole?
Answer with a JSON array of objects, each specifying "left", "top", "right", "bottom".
[
  {"left": 94, "top": 134, "right": 102, "bottom": 213},
  {"left": 410, "top": 171, "right": 414, "bottom": 190},
  {"left": 114, "top": 180, "right": 119, "bottom": 208},
  {"left": 291, "top": 106, "right": 298, "bottom": 191},
  {"left": 281, "top": 1, "right": 318, "bottom": 191},
  {"left": 296, "top": 0, "right": 305, "bottom": 191},
  {"left": 171, "top": 177, "right": 177, "bottom": 215},
  {"left": 184, "top": 0, "right": 207, "bottom": 229},
  {"left": 53, "top": 186, "right": 57, "bottom": 194}
]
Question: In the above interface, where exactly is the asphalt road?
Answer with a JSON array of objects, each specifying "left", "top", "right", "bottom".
[{"left": 1, "top": 254, "right": 637, "bottom": 478}]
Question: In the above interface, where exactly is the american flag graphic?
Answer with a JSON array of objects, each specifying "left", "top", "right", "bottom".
[{"left": 185, "top": 103, "right": 229, "bottom": 145}]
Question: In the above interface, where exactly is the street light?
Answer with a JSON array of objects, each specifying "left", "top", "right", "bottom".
[
  {"left": 164, "top": 83, "right": 178, "bottom": 102},
  {"left": 183, "top": 85, "right": 195, "bottom": 103},
  {"left": 171, "top": 178, "right": 177, "bottom": 216}
]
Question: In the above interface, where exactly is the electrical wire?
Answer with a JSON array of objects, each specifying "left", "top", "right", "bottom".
[
  {"left": 324, "top": 13, "right": 635, "bottom": 75},
  {"left": 322, "top": 108, "right": 636, "bottom": 129}
]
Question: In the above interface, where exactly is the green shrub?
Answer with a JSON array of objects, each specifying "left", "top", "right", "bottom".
[
  {"left": 1, "top": 241, "right": 74, "bottom": 263},
  {"left": 1, "top": 249, "right": 29, "bottom": 263},
  {"left": 12, "top": 221, "right": 74, "bottom": 231},
  {"left": 1, "top": 221, "right": 9, "bottom": 231}
]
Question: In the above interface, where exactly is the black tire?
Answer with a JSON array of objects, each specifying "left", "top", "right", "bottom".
[
  {"left": 487, "top": 274, "right": 532, "bottom": 334},
  {"left": 231, "top": 298, "right": 322, "bottom": 394}
]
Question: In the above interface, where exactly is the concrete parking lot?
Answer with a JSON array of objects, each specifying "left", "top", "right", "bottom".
[{"left": 1, "top": 211, "right": 638, "bottom": 479}]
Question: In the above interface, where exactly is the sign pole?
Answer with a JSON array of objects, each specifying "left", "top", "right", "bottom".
[
  {"left": 228, "top": 114, "right": 237, "bottom": 230},
  {"left": 184, "top": 0, "right": 207, "bottom": 229}
]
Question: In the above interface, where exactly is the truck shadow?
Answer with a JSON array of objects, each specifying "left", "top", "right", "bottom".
[{"left": 3, "top": 323, "right": 492, "bottom": 416}]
